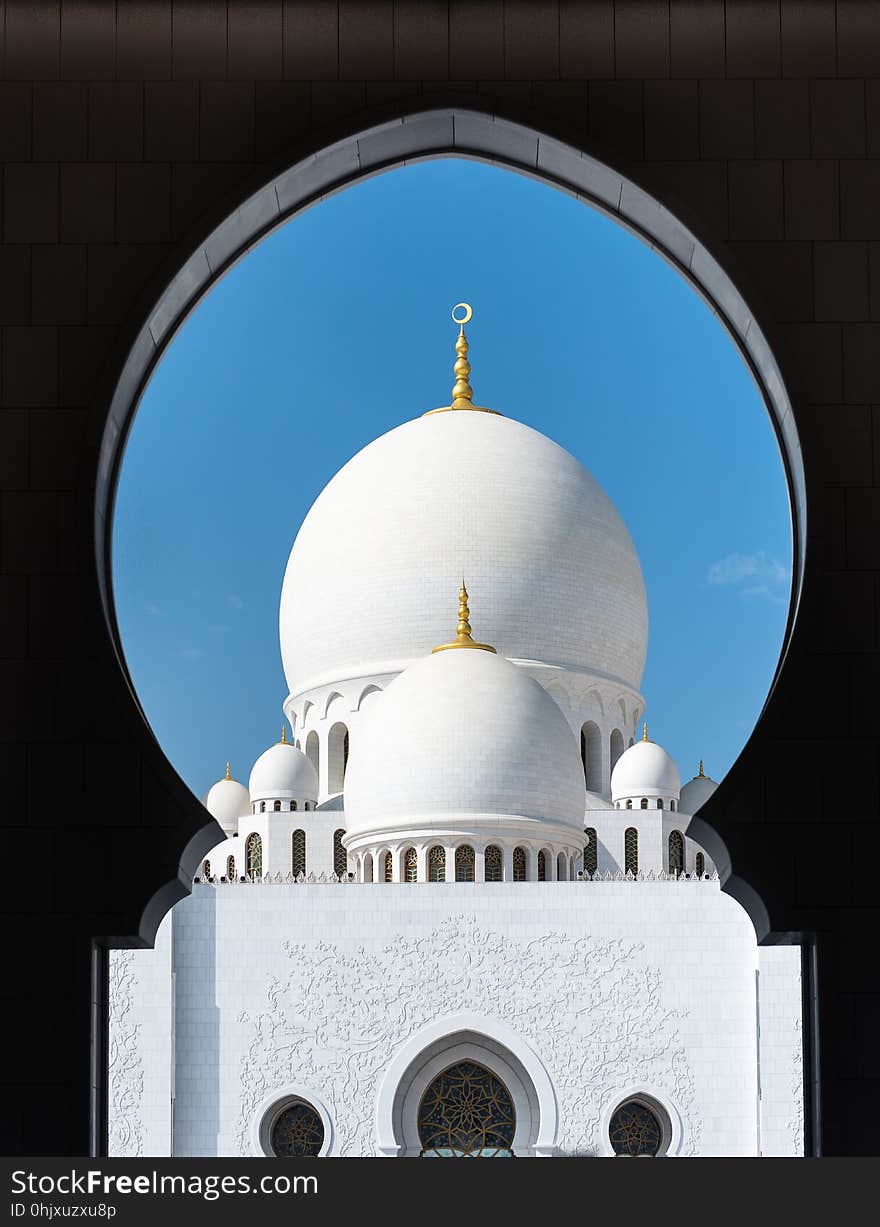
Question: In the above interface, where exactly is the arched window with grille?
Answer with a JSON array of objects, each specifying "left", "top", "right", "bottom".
[
  {"left": 513, "top": 847, "right": 527, "bottom": 881},
  {"left": 260, "top": 801, "right": 266, "bottom": 813},
  {"left": 226, "top": 855, "right": 235, "bottom": 881},
  {"left": 455, "top": 845, "right": 475, "bottom": 882},
  {"left": 290, "top": 800, "right": 297, "bottom": 811},
  {"left": 404, "top": 847, "right": 417, "bottom": 882},
  {"left": 695, "top": 851, "right": 705, "bottom": 877},
  {"left": 333, "top": 829, "right": 346, "bottom": 877},
  {"left": 657, "top": 798, "right": 664, "bottom": 809},
  {"left": 383, "top": 850, "right": 393, "bottom": 882},
  {"left": 273, "top": 799, "right": 281, "bottom": 812},
  {"left": 584, "top": 827, "right": 597, "bottom": 876},
  {"left": 625, "top": 799, "right": 633, "bottom": 810},
  {"left": 668, "top": 830, "right": 684, "bottom": 875},
  {"left": 624, "top": 828, "right": 638, "bottom": 875},
  {"left": 670, "top": 799, "right": 676, "bottom": 812},
  {"left": 537, "top": 850, "right": 546, "bottom": 881},
  {"left": 246, "top": 833, "right": 262, "bottom": 879},
  {"left": 428, "top": 846, "right": 445, "bottom": 882},
  {"left": 292, "top": 829, "right": 306, "bottom": 877},
  {"left": 484, "top": 845, "right": 502, "bottom": 882},
  {"left": 203, "top": 859, "right": 211, "bottom": 880},
  {"left": 640, "top": 797, "right": 648, "bottom": 809}
]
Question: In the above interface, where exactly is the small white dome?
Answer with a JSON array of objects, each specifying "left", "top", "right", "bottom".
[
  {"left": 611, "top": 737, "right": 680, "bottom": 803},
  {"left": 205, "top": 773, "right": 250, "bottom": 834},
  {"left": 249, "top": 739, "right": 318, "bottom": 803},
  {"left": 680, "top": 768, "right": 718, "bottom": 815},
  {"left": 344, "top": 646, "right": 586, "bottom": 841}
]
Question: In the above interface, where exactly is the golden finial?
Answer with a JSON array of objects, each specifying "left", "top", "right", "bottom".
[
  {"left": 642, "top": 723, "right": 649, "bottom": 742},
  {"left": 423, "top": 304, "right": 500, "bottom": 416},
  {"left": 225, "top": 761, "right": 231, "bottom": 781},
  {"left": 432, "top": 580, "right": 497, "bottom": 654},
  {"left": 698, "top": 759, "right": 705, "bottom": 778},
  {"left": 280, "top": 726, "right": 288, "bottom": 745}
]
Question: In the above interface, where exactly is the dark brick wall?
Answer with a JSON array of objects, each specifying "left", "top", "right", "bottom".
[{"left": 1, "top": 0, "right": 878, "bottom": 1156}]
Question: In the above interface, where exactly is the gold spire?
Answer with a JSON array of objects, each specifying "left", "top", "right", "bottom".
[
  {"left": 432, "top": 580, "right": 497, "bottom": 654},
  {"left": 698, "top": 759, "right": 705, "bottom": 778},
  {"left": 642, "top": 723, "right": 649, "bottom": 742},
  {"left": 280, "top": 726, "right": 288, "bottom": 745},
  {"left": 225, "top": 761, "right": 231, "bottom": 781},
  {"left": 423, "top": 304, "right": 500, "bottom": 416}
]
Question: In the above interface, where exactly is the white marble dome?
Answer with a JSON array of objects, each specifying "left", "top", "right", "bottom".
[
  {"left": 611, "top": 737, "right": 681, "bottom": 803},
  {"left": 343, "top": 645, "right": 586, "bottom": 841},
  {"left": 680, "top": 768, "right": 718, "bottom": 814},
  {"left": 248, "top": 739, "right": 318, "bottom": 803},
  {"left": 204, "top": 773, "right": 249, "bottom": 834},
  {"left": 279, "top": 410, "right": 647, "bottom": 696}
]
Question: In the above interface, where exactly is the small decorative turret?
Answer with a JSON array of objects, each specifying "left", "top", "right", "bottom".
[
  {"left": 642, "top": 723, "right": 649, "bottom": 743},
  {"left": 432, "top": 581, "right": 497, "bottom": 654},
  {"left": 698, "top": 759, "right": 705, "bottom": 778},
  {"left": 280, "top": 726, "right": 288, "bottom": 745},
  {"left": 225, "top": 761, "right": 231, "bottom": 780}
]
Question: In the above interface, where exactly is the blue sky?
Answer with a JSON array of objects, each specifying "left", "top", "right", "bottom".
[{"left": 112, "top": 158, "right": 791, "bottom": 802}]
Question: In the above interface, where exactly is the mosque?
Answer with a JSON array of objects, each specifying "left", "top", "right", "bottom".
[{"left": 108, "top": 306, "right": 804, "bottom": 1158}]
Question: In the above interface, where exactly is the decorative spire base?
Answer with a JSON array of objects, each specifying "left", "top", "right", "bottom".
[{"left": 432, "top": 581, "right": 496, "bottom": 654}]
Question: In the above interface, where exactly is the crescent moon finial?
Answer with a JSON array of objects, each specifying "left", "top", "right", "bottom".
[{"left": 452, "top": 302, "right": 473, "bottom": 326}]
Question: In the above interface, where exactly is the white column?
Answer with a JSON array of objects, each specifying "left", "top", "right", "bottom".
[
  {"left": 416, "top": 845, "right": 428, "bottom": 883},
  {"left": 475, "top": 846, "right": 485, "bottom": 883},
  {"left": 445, "top": 843, "right": 457, "bottom": 883},
  {"left": 503, "top": 845, "right": 514, "bottom": 882}
]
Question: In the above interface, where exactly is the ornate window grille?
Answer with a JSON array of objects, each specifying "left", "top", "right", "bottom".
[
  {"left": 404, "top": 847, "right": 418, "bottom": 882},
  {"left": 273, "top": 800, "right": 281, "bottom": 812},
  {"left": 246, "top": 833, "right": 262, "bottom": 879},
  {"left": 657, "top": 798, "right": 664, "bottom": 809},
  {"left": 484, "top": 845, "right": 502, "bottom": 882},
  {"left": 537, "top": 850, "right": 546, "bottom": 881},
  {"left": 584, "top": 828, "right": 597, "bottom": 876},
  {"left": 625, "top": 799, "right": 633, "bottom": 810},
  {"left": 270, "top": 1100, "right": 324, "bottom": 1158},
  {"left": 428, "top": 845, "right": 445, "bottom": 882},
  {"left": 333, "top": 829, "right": 346, "bottom": 877},
  {"left": 290, "top": 800, "right": 297, "bottom": 811},
  {"left": 695, "top": 851, "right": 705, "bottom": 877},
  {"left": 513, "top": 847, "right": 527, "bottom": 881},
  {"left": 640, "top": 797, "right": 648, "bottom": 809},
  {"left": 668, "top": 830, "right": 684, "bottom": 876},
  {"left": 226, "top": 855, "right": 235, "bottom": 880},
  {"left": 624, "top": 827, "right": 638, "bottom": 875},
  {"left": 203, "top": 859, "right": 211, "bottom": 880},
  {"left": 383, "top": 850, "right": 393, "bottom": 882},
  {"left": 260, "top": 801, "right": 266, "bottom": 813},
  {"left": 608, "top": 1100, "right": 662, "bottom": 1157},
  {"left": 292, "top": 829, "right": 306, "bottom": 877},
  {"left": 418, "top": 1061, "right": 515, "bottom": 1158},
  {"left": 455, "top": 845, "right": 475, "bottom": 882}
]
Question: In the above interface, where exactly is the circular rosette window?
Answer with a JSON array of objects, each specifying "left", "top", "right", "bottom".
[
  {"left": 268, "top": 1099, "right": 325, "bottom": 1158},
  {"left": 418, "top": 1060, "right": 516, "bottom": 1157}
]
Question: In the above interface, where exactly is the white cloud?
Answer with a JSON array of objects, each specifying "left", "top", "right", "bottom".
[{"left": 707, "top": 551, "right": 789, "bottom": 590}]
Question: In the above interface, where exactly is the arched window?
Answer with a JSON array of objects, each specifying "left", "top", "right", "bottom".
[
  {"left": 418, "top": 1061, "right": 515, "bottom": 1158},
  {"left": 584, "top": 827, "right": 597, "bottom": 876},
  {"left": 624, "top": 828, "right": 638, "bottom": 875},
  {"left": 226, "top": 855, "right": 235, "bottom": 880},
  {"left": 333, "top": 829, "right": 346, "bottom": 877},
  {"left": 292, "top": 829, "right": 306, "bottom": 877},
  {"left": 362, "top": 852, "right": 373, "bottom": 883},
  {"left": 383, "top": 850, "right": 393, "bottom": 882},
  {"left": 269, "top": 1099, "right": 325, "bottom": 1157},
  {"left": 668, "top": 830, "right": 684, "bottom": 876},
  {"left": 657, "top": 798, "right": 664, "bottom": 809},
  {"left": 273, "top": 799, "right": 281, "bottom": 812},
  {"left": 695, "top": 851, "right": 705, "bottom": 877},
  {"left": 610, "top": 728, "right": 625, "bottom": 773},
  {"left": 328, "top": 722, "right": 348, "bottom": 793},
  {"left": 305, "top": 730, "right": 319, "bottom": 781},
  {"left": 428, "top": 846, "right": 445, "bottom": 882},
  {"left": 246, "top": 833, "right": 262, "bottom": 879},
  {"left": 580, "top": 720, "right": 602, "bottom": 791},
  {"left": 404, "top": 847, "right": 418, "bottom": 882},
  {"left": 260, "top": 801, "right": 266, "bottom": 813},
  {"left": 513, "top": 846, "right": 527, "bottom": 882},
  {"left": 484, "top": 845, "right": 502, "bottom": 882},
  {"left": 290, "top": 800, "right": 297, "bottom": 811},
  {"left": 640, "top": 797, "right": 648, "bottom": 809},
  {"left": 625, "top": 799, "right": 633, "bottom": 810},
  {"left": 203, "top": 859, "right": 211, "bottom": 880},
  {"left": 537, "top": 850, "right": 546, "bottom": 881},
  {"left": 557, "top": 851, "right": 567, "bottom": 880},
  {"left": 455, "top": 845, "right": 475, "bottom": 882},
  {"left": 670, "top": 799, "right": 676, "bottom": 812},
  {"left": 609, "top": 1099, "right": 663, "bottom": 1157}
]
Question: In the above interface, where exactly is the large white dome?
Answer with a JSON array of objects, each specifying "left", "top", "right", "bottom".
[
  {"left": 343, "top": 645, "right": 586, "bottom": 842},
  {"left": 249, "top": 740, "right": 318, "bottom": 802},
  {"left": 280, "top": 411, "right": 647, "bottom": 696}
]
